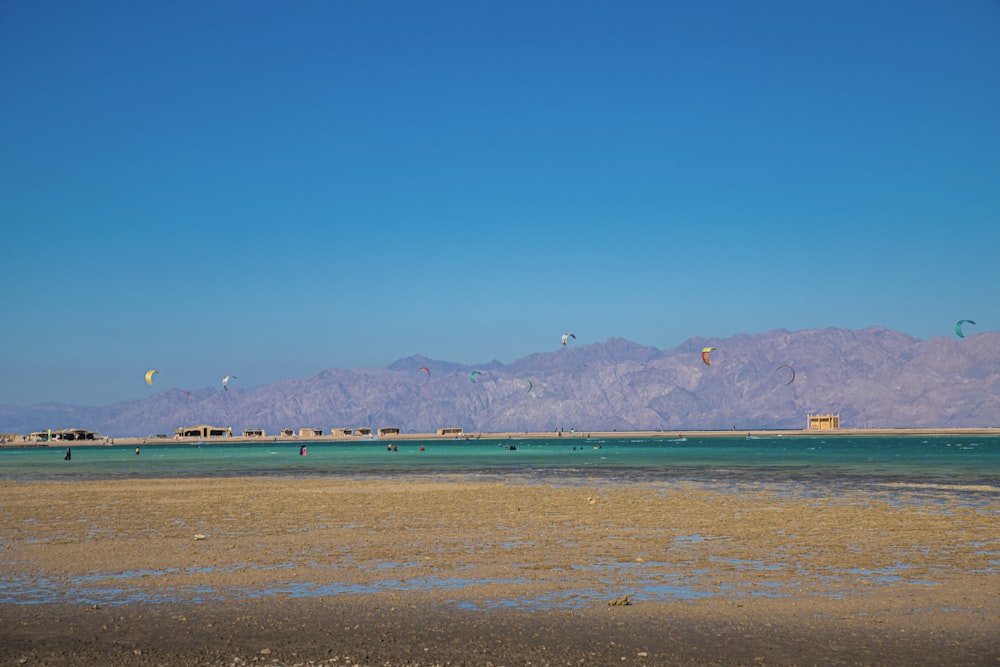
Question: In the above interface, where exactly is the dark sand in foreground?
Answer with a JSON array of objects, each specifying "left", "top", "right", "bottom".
[{"left": 1, "top": 478, "right": 997, "bottom": 665}]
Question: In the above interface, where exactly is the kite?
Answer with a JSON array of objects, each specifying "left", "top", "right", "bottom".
[
  {"left": 469, "top": 370, "right": 482, "bottom": 384},
  {"left": 561, "top": 332, "right": 576, "bottom": 346},
  {"left": 777, "top": 365, "right": 795, "bottom": 385},
  {"left": 222, "top": 375, "right": 237, "bottom": 390},
  {"left": 701, "top": 347, "right": 716, "bottom": 366},
  {"left": 525, "top": 379, "right": 533, "bottom": 392},
  {"left": 955, "top": 319, "right": 976, "bottom": 338},
  {"left": 145, "top": 369, "right": 160, "bottom": 385},
  {"left": 418, "top": 366, "right": 430, "bottom": 378}
]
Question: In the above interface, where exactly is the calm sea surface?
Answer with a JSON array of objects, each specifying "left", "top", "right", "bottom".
[{"left": 3, "top": 435, "right": 998, "bottom": 493}]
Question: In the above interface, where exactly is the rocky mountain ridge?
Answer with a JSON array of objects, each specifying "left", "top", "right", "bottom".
[{"left": 2, "top": 327, "right": 997, "bottom": 437}]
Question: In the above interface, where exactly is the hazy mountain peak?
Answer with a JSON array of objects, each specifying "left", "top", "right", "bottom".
[{"left": 2, "top": 328, "right": 997, "bottom": 436}]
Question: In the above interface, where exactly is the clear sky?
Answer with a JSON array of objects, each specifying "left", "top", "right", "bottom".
[{"left": 2, "top": 1, "right": 998, "bottom": 406}]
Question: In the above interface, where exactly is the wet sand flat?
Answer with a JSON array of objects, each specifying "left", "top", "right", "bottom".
[{"left": 1, "top": 478, "right": 997, "bottom": 665}]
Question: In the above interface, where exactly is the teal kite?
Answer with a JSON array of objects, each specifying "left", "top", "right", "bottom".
[{"left": 955, "top": 319, "right": 976, "bottom": 338}]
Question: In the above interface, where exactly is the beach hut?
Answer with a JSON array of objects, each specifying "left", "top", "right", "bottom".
[
  {"left": 437, "top": 427, "right": 464, "bottom": 436},
  {"left": 299, "top": 427, "right": 323, "bottom": 437},
  {"left": 175, "top": 425, "right": 232, "bottom": 438},
  {"left": 242, "top": 428, "right": 266, "bottom": 438},
  {"left": 377, "top": 427, "right": 400, "bottom": 437},
  {"left": 54, "top": 428, "right": 98, "bottom": 441},
  {"left": 26, "top": 428, "right": 97, "bottom": 441},
  {"left": 807, "top": 414, "right": 840, "bottom": 430}
]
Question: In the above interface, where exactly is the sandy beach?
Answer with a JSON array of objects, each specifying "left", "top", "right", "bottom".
[{"left": 1, "top": 477, "right": 997, "bottom": 665}]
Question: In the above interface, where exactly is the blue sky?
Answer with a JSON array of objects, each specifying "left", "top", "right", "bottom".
[{"left": 2, "top": 1, "right": 998, "bottom": 406}]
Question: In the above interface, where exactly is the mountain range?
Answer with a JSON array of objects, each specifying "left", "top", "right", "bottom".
[{"left": 2, "top": 327, "right": 997, "bottom": 437}]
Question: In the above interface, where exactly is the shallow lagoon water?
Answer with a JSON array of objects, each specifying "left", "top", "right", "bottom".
[
  {"left": 3, "top": 435, "right": 999, "bottom": 488},
  {"left": 2, "top": 435, "right": 997, "bottom": 608}
]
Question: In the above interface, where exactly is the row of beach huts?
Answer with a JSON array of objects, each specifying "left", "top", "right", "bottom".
[
  {"left": 1, "top": 425, "right": 468, "bottom": 445},
  {"left": 2, "top": 416, "right": 849, "bottom": 446}
]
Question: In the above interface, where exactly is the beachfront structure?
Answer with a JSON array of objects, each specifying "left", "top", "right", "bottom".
[
  {"left": 281, "top": 428, "right": 294, "bottom": 437},
  {"left": 377, "top": 427, "right": 400, "bottom": 437},
  {"left": 242, "top": 429, "right": 266, "bottom": 438},
  {"left": 329, "top": 428, "right": 352, "bottom": 437},
  {"left": 437, "top": 427, "right": 464, "bottom": 436},
  {"left": 175, "top": 425, "right": 232, "bottom": 438},
  {"left": 59, "top": 428, "right": 98, "bottom": 440},
  {"left": 354, "top": 427, "right": 372, "bottom": 437},
  {"left": 299, "top": 427, "right": 323, "bottom": 437},
  {"left": 807, "top": 414, "right": 840, "bottom": 430},
  {"left": 27, "top": 428, "right": 98, "bottom": 441}
]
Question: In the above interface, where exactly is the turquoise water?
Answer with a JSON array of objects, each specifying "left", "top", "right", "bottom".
[{"left": 3, "top": 435, "right": 998, "bottom": 489}]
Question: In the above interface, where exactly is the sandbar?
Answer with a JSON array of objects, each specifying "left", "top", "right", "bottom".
[{"left": 8, "top": 425, "right": 1000, "bottom": 448}]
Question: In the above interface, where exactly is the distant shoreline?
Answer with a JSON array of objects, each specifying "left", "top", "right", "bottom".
[{"left": 6, "top": 425, "right": 999, "bottom": 448}]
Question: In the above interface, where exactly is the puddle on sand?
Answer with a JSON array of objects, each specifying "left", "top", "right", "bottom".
[{"left": 0, "top": 554, "right": 967, "bottom": 609}]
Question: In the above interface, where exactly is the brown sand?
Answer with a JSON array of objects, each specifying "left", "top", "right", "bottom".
[{"left": 1, "top": 478, "right": 997, "bottom": 665}]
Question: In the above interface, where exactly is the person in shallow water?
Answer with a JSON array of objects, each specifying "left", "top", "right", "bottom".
[
  {"left": 64, "top": 448, "right": 71, "bottom": 461},
  {"left": 299, "top": 445, "right": 307, "bottom": 456}
]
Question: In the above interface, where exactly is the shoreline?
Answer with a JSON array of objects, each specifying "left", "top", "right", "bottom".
[{"left": 7, "top": 425, "right": 1000, "bottom": 448}]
